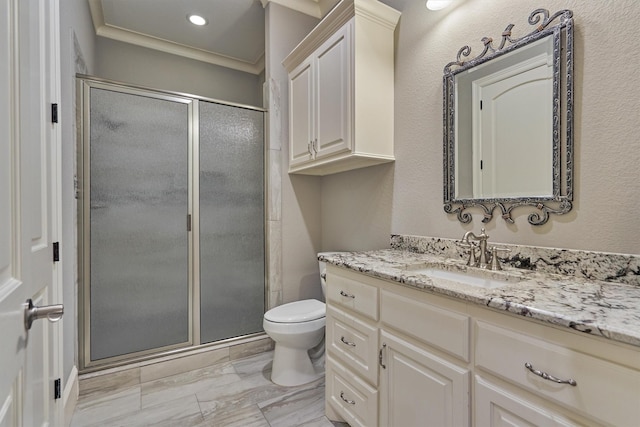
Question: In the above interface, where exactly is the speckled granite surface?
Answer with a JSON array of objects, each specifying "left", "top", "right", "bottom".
[{"left": 319, "top": 236, "right": 640, "bottom": 347}]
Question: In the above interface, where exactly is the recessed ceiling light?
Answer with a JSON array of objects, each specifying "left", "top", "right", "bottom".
[
  {"left": 426, "top": 0, "right": 452, "bottom": 11},
  {"left": 187, "top": 14, "right": 207, "bottom": 26}
]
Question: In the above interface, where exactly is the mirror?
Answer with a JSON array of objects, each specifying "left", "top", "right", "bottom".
[{"left": 443, "top": 9, "right": 574, "bottom": 225}]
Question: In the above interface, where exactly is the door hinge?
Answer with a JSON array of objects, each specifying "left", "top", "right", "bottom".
[
  {"left": 53, "top": 242, "right": 60, "bottom": 262},
  {"left": 54, "top": 378, "right": 61, "bottom": 400},
  {"left": 187, "top": 214, "right": 192, "bottom": 232},
  {"left": 51, "top": 103, "right": 58, "bottom": 123}
]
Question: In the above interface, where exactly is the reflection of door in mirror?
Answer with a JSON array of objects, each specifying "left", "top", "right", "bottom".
[{"left": 473, "top": 51, "right": 553, "bottom": 198}]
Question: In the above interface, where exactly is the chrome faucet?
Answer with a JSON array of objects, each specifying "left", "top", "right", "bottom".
[
  {"left": 462, "top": 228, "right": 492, "bottom": 269},
  {"left": 461, "top": 228, "right": 511, "bottom": 270}
]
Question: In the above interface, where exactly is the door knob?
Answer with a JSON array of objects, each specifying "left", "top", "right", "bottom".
[{"left": 24, "top": 299, "right": 64, "bottom": 331}]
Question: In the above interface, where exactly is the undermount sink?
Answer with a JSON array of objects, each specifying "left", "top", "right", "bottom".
[{"left": 403, "top": 265, "right": 514, "bottom": 289}]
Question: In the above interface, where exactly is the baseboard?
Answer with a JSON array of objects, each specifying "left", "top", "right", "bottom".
[{"left": 63, "top": 366, "right": 79, "bottom": 427}]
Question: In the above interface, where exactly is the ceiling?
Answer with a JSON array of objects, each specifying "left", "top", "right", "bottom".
[
  {"left": 89, "top": 0, "right": 406, "bottom": 75},
  {"left": 89, "top": 0, "right": 269, "bottom": 74}
]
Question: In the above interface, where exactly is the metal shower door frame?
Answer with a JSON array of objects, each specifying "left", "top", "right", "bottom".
[{"left": 77, "top": 75, "right": 268, "bottom": 372}]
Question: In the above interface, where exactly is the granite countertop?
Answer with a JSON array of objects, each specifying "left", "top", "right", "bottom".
[{"left": 319, "top": 249, "right": 640, "bottom": 348}]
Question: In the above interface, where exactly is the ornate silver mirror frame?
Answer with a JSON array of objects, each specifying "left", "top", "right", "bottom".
[{"left": 443, "top": 9, "right": 574, "bottom": 225}]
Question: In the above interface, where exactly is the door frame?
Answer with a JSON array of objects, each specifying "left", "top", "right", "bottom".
[{"left": 76, "top": 75, "right": 269, "bottom": 373}]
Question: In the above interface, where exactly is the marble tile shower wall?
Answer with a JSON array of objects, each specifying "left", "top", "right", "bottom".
[{"left": 390, "top": 235, "right": 640, "bottom": 286}]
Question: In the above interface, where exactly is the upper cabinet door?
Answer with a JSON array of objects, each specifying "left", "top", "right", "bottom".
[
  {"left": 289, "top": 59, "right": 314, "bottom": 167},
  {"left": 315, "top": 22, "right": 352, "bottom": 160}
]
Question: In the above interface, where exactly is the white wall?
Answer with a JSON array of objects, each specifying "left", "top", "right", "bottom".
[
  {"left": 59, "top": 0, "right": 97, "bottom": 386},
  {"left": 264, "top": 4, "right": 321, "bottom": 305},
  {"left": 319, "top": 0, "right": 640, "bottom": 256},
  {"left": 95, "top": 38, "right": 263, "bottom": 106}
]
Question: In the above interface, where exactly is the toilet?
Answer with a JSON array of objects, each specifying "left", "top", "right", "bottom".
[{"left": 263, "top": 256, "right": 329, "bottom": 386}]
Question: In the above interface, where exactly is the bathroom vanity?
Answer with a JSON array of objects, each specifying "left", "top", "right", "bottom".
[{"left": 321, "top": 243, "right": 640, "bottom": 427}]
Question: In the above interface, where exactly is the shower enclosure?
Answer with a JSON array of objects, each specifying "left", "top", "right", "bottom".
[{"left": 77, "top": 77, "right": 266, "bottom": 370}]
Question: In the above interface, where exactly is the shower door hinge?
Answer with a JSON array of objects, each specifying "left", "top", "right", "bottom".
[
  {"left": 51, "top": 103, "right": 58, "bottom": 123},
  {"left": 187, "top": 214, "right": 192, "bottom": 232},
  {"left": 53, "top": 242, "right": 60, "bottom": 262},
  {"left": 54, "top": 378, "right": 61, "bottom": 399}
]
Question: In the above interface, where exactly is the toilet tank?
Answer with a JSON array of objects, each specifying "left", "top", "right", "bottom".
[{"left": 318, "top": 252, "right": 339, "bottom": 298}]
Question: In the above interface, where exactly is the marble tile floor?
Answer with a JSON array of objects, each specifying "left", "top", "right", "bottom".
[{"left": 71, "top": 351, "right": 348, "bottom": 427}]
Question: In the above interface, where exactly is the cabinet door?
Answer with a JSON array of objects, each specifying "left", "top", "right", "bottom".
[
  {"left": 289, "top": 59, "right": 314, "bottom": 167},
  {"left": 475, "top": 376, "right": 581, "bottom": 427},
  {"left": 379, "top": 330, "right": 470, "bottom": 427},
  {"left": 315, "top": 21, "right": 351, "bottom": 159}
]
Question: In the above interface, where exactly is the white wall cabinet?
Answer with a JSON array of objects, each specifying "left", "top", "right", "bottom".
[
  {"left": 324, "top": 265, "right": 640, "bottom": 427},
  {"left": 283, "top": 0, "right": 400, "bottom": 176},
  {"left": 289, "top": 24, "right": 351, "bottom": 168}
]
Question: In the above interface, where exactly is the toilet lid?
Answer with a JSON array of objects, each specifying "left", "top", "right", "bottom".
[{"left": 264, "top": 299, "right": 325, "bottom": 323}]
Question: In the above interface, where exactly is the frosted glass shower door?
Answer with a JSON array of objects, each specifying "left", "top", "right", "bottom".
[
  {"left": 88, "top": 86, "right": 190, "bottom": 361},
  {"left": 199, "top": 101, "right": 265, "bottom": 343}
]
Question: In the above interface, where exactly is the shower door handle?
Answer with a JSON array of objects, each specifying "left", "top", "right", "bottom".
[{"left": 24, "top": 299, "right": 64, "bottom": 331}]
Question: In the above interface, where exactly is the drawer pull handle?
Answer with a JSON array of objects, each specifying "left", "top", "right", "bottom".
[
  {"left": 339, "top": 290, "right": 355, "bottom": 299},
  {"left": 340, "top": 391, "right": 356, "bottom": 405},
  {"left": 525, "top": 362, "right": 577, "bottom": 386},
  {"left": 340, "top": 336, "right": 356, "bottom": 347},
  {"left": 379, "top": 343, "right": 387, "bottom": 369}
]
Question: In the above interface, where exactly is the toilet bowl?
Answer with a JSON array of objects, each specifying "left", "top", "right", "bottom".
[
  {"left": 263, "top": 254, "right": 332, "bottom": 386},
  {"left": 263, "top": 299, "right": 325, "bottom": 386}
]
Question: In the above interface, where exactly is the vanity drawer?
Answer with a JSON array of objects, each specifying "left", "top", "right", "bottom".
[
  {"left": 475, "top": 320, "right": 640, "bottom": 426},
  {"left": 380, "top": 289, "right": 470, "bottom": 361},
  {"left": 326, "top": 305, "right": 379, "bottom": 386},
  {"left": 326, "top": 356, "right": 378, "bottom": 427},
  {"left": 327, "top": 271, "right": 378, "bottom": 320}
]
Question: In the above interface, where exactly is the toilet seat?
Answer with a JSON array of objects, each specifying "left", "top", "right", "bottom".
[{"left": 264, "top": 299, "right": 325, "bottom": 323}]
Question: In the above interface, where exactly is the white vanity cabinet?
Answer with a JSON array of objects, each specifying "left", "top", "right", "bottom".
[
  {"left": 283, "top": 0, "right": 400, "bottom": 176},
  {"left": 325, "top": 266, "right": 471, "bottom": 427},
  {"left": 472, "top": 309, "right": 640, "bottom": 427},
  {"left": 324, "top": 265, "right": 640, "bottom": 427}
]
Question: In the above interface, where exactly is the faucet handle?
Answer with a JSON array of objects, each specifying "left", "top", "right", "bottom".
[
  {"left": 489, "top": 246, "right": 511, "bottom": 270},
  {"left": 460, "top": 241, "right": 478, "bottom": 266}
]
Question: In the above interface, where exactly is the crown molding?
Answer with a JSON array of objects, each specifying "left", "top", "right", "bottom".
[
  {"left": 282, "top": 0, "right": 400, "bottom": 72},
  {"left": 89, "top": 0, "right": 264, "bottom": 75},
  {"left": 260, "top": 0, "right": 340, "bottom": 18}
]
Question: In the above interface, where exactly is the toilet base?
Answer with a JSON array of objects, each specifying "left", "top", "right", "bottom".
[{"left": 271, "top": 344, "right": 322, "bottom": 387}]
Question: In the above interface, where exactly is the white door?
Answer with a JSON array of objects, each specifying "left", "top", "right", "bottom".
[
  {"left": 0, "top": 0, "right": 62, "bottom": 426},
  {"left": 474, "top": 56, "right": 554, "bottom": 198}
]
